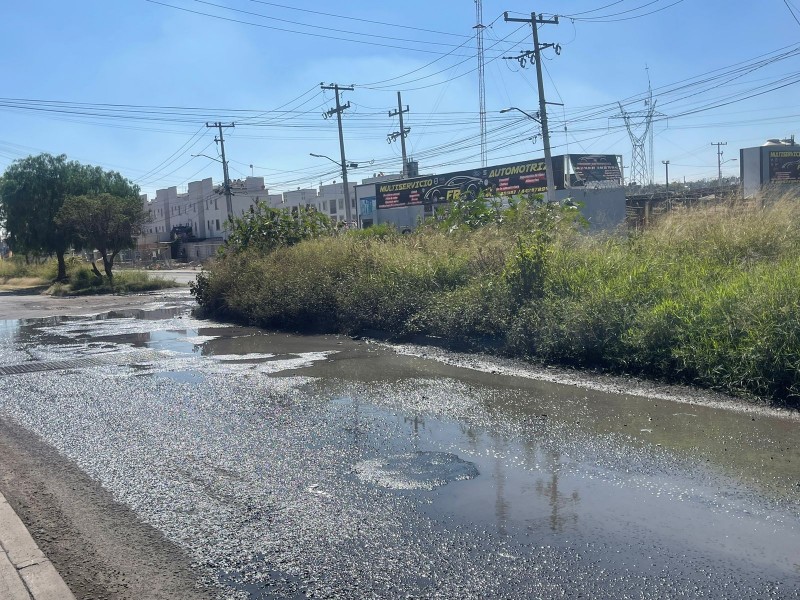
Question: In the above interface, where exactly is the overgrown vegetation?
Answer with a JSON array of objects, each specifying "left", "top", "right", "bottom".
[
  {"left": 1, "top": 257, "right": 176, "bottom": 295},
  {"left": 192, "top": 192, "right": 800, "bottom": 408},
  {"left": 0, "top": 256, "right": 59, "bottom": 283}
]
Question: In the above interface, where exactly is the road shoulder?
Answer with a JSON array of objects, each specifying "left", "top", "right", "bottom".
[{"left": 0, "top": 491, "right": 75, "bottom": 600}]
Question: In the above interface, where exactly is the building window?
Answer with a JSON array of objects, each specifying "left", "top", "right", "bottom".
[
  {"left": 216, "top": 219, "right": 220, "bottom": 230},
  {"left": 214, "top": 198, "right": 218, "bottom": 210},
  {"left": 338, "top": 198, "right": 344, "bottom": 210}
]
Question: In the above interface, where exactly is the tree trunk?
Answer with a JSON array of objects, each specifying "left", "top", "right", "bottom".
[
  {"left": 101, "top": 251, "right": 115, "bottom": 284},
  {"left": 91, "top": 261, "right": 103, "bottom": 279},
  {"left": 55, "top": 250, "right": 67, "bottom": 282}
]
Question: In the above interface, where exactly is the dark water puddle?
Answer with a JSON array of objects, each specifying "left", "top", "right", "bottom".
[
  {"left": 320, "top": 394, "right": 800, "bottom": 578},
  {"left": 3, "top": 303, "right": 799, "bottom": 595}
]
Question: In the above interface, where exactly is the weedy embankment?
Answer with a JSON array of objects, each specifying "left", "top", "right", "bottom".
[{"left": 192, "top": 195, "right": 800, "bottom": 408}]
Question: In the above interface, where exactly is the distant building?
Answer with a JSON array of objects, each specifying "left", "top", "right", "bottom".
[{"left": 139, "top": 176, "right": 269, "bottom": 261}]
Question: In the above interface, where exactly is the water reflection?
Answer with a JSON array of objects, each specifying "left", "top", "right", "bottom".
[
  {"left": 404, "top": 414, "right": 425, "bottom": 451},
  {"left": 534, "top": 452, "right": 580, "bottom": 533}
]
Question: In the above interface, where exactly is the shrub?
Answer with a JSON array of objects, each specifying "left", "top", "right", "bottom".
[{"left": 192, "top": 194, "right": 800, "bottom": 407}]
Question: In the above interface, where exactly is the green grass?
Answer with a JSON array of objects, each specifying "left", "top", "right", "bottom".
[
  {"left": 0, "top": 257, "right": 178, "bottom": 294},
  {"left": 49, "top": 266, "right": 178, "bottom": 295},
  {"left": 193, "top": 193, "right": 800, "bottom": 408}
]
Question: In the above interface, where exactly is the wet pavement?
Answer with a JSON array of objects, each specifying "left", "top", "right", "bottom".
[{"left": 0, "top": 290, "right": 798, "bottom": 598}]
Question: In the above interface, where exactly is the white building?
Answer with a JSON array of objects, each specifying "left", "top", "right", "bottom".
[
  {"left": 282, "top": 188, "right": 318, "bottom": 212},
  {"left": 139, "top": 176, "right": 271, "bottom": 262},
  {"left": 137, "top": 172, "right": 389, "bottom": 263},
  {"left": 318, "top": 182, "right": 357, "bottom": 224}
]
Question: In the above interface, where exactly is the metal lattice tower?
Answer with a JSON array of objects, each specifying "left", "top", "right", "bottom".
[
  {"left": 475, "top": 0, "right": 487, "bottom": 167},
  {"left": 615, "top": 77, "right": 658, "bottom": 187}
]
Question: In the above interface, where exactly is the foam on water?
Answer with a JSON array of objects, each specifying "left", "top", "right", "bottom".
[{"left": 355, "top": 451, "right": 479, "bottom": 490}]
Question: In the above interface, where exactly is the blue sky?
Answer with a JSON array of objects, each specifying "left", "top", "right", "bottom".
[{"left": 2, "top": 0, "right": 799, "bottom": 198}]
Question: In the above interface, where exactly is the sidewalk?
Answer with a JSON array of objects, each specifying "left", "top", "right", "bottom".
[{"left": 0, "top": 491, "right": 75, "bottom": 600}]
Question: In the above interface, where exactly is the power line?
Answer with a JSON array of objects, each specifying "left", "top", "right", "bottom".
[
  {"left": 144, "top": 0, "right": 517, "bottom": 57},
  {"left": 189, "top": 0, "right": 474, "bottom": 51},
  {"left": 245, "top": 0, "right": 472, "bottom": 38},
  {"left": 783, "top": 0, "right": 800, "bottom": 27},
  {"left": 563, "top": 0, "right": 687, "bottom": 23}
]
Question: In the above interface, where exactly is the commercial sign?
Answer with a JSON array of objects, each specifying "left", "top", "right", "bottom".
[
  {"left": 568, "top": 154, "right": 622, "bottom": 186},
  {"left": 768, "top": 150, "right": 800, "bottom": 183},
  {"left": 376, "top": 157, "right": 564, "bottom": 209}
]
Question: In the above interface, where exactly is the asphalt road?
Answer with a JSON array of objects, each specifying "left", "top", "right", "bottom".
[{"left": 0, "top": 289, "right": 798, "bottom": 599}]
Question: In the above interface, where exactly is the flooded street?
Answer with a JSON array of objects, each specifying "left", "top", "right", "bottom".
[{"left": 0, "top": 290, "right": 798, "bottom": 599}]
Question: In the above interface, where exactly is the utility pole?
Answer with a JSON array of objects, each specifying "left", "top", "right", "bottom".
[
  {"left": 662, "top": 160, "right": 670, "bottom": 195},
  {"left": 712, "top": 141, "right": 727, "bottom": 187},
  {"left": 504, "top": 11, "right": 559, "bottom": 202},
  {"left": 206, "top": 122, "right": 235, "bottom": 222},
  {"left": 388, "top": 91, "right": 410, "bottom": 177},
  {"left": 475, "top": 0, "right": 487, "bottom": 167},
  {"left": 322, "top": 83, "right": 354, "bottom": 226}
]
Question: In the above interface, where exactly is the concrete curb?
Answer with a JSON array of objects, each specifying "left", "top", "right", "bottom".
[{"left": 0, "top": 492, "right": 75, "bottom": 600}]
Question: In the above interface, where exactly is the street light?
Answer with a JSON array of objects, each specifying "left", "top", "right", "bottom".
[
  {"left": 191, "top": 153, "right": 223, "bottom": 163},
  {"left": 309, "top": 153, "right": 359, "bottom": 170},
  {"left": 500, "top": 106, "right": 541, "bottom": 123},
  {"left": 501, "top": 106, "right": 555, "bottom": 202},
  {"left": 192, "top": 154, "right": 233, "bottom": 224},
  {"left": 719, "top": 158, "right": 737, "bottom": 187},
  {"left": 310, "top": 152, "right": 362, "bottom": 226}
]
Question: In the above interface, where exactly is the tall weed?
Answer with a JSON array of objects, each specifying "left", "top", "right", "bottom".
[{"left": 194, "top": 194, "right": 800, "bottom": 406}]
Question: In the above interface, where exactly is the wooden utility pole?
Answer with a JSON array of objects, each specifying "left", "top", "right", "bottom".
[
  {"left": 504, "top": 11, "right": 559, "bottom": 201},
  {"left": 322, "top": 83, "right": 354, "bottom": 226},
  {"left": 388, "top": 91, "right": 410, "bottom": 177},
  {"left": 206, "top": 122, "right": 235, "bottom": 221}
]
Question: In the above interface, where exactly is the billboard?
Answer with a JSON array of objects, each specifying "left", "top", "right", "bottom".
[
  {"left": 768, "top": 150, "right": 800, "bottom": 183},
  {"left": 375, "top": 157, "right": 565, "bottom": 209},
  {"left": 568, "top": 154, "right": 622, "bottom": 186}
]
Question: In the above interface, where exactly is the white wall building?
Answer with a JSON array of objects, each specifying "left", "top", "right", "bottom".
[
  {"left": 282, "top": 188, "right": 318, "bottom": 212},
  {"left": 318, "top": 182, "right": 357, "bottom": 224}
]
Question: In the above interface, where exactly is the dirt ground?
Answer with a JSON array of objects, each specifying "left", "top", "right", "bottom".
[{"left": 0, "top": 288, "right": 213, "bottom": 599}]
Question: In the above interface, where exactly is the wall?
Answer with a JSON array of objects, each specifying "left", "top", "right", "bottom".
[{"left": 740, "top": 147, "right": 762, "bottom": 198}]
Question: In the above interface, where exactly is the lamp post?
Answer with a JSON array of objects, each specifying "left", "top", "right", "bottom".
[
  {"left": 310, "top": 153, "right": 360, "bottom": 226},
  {"left": 500, "top": 106, "right": 541, "bottom": 123},
  {"left": 662, "top": 160, "right": 670, "bottom": 195},
  {"left": 501, "top": 107, "right": 554, "bottom": 201},
  {"left": 720, "top": 158, "right": 737, "bottom": 187}
]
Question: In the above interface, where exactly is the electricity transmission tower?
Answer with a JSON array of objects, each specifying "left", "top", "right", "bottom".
[
  {"left": 614, "top": 74, "right": 661, "bottom": 187},
  {"left": 475, "top": 0, "right": 487, "bottom": 167}
]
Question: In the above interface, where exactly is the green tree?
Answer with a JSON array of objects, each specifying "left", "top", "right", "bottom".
[
  {"left": 56, "top": 193, "right": 148, "bottom": 281},
  {"left": 0, "top": 153, "right": 139, "bottom": 280},
  {"left": 223, "top": 202, "right": 335, "bottom": 255}
]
